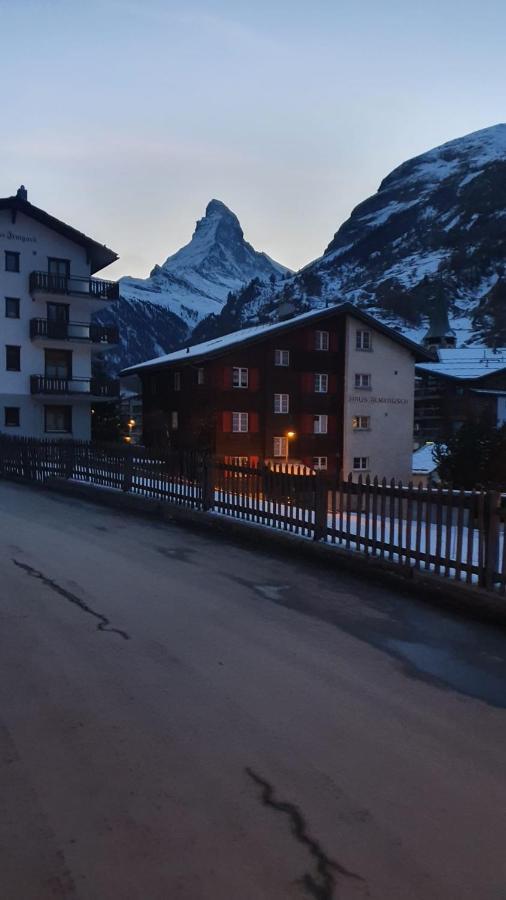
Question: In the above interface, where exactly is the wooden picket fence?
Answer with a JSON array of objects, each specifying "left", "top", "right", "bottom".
[{"left": 0, "top": 434, "right": 505, "bottom": 594}]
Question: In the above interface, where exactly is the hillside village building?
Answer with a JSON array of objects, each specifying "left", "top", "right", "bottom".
[
  {"left": 0, "top": 187, "right": 119, "bottom": 440},
  {"left": 123, "top": 303, "right": 431, "bottom": 481},
  {"left": 415, "top": 348, "right": 506, "bottom": 443}
]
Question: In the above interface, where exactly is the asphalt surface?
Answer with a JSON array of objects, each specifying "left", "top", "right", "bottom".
[{"left": 0, "top": 480, "right": 505, "bottom": 900}]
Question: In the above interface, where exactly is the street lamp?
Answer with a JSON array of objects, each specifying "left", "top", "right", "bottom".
[{"left": 285, "top": 431, "right": 296, "bottom": 465}]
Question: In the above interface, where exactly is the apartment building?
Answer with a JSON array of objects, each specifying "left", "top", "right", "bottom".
[
  {"left": 0, "top": 187, "right": 119, "bottom": 440},
  {"left": 123, "top": 303, "right": 431, "bottom": 481}
]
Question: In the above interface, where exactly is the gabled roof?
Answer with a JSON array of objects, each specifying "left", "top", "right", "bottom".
[
  {"left": 416, "top": 347, "right": 506, "bottom": 381},
  {"left": 121, "top": 302, "right": 433, "bottom": 375},
  {"left": 0, "top": 193, "right": 118, "bottom": 273}
]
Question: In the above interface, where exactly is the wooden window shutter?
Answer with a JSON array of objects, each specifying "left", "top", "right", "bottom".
[
  {"left": 249, "top": 368, "right": 260, "bottom": 391},
  {"left": 328, "top": 415, "right": 337, "bottom": 435},
  {"left": 249, "top": 412, "right": 259, "bottom": 433},
  {"left": 301, "top": 372, "right": 313, "bottom": 393},
  {"left": 301, "top": 413, "right": 313, "bottom": 434},
  {"left": 223, "top": 366, "right": 233, "bottom": 389},
  {"left": 329, "top": 374, "right": 338, "bottom": 393},
  {"left": 222, "top": 411, "right": 232, "bottom": 432}
]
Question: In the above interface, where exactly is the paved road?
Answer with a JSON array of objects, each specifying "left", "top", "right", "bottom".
[{"left": 0, "top": 481, "right": 505, "bottom": 900}]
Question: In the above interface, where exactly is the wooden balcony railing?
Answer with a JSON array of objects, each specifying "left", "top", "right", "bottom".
[
  {"left": 30, "top": 318, "right": 119, "bottom": 344},
  {"left": 29, "top": 271, "right": 119, "bottom": 300},
  {"left": 30, "top": 375, "right": 119, "bottom": 397}
]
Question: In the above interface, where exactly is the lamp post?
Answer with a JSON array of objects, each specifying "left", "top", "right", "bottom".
[{"left": 285, "top": 431, "right": 295, "bottom": 466}]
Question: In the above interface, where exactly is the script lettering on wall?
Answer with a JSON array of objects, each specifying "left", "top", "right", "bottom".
[{"left": 0, "top": 230, "right": 37, "bottom": 244}]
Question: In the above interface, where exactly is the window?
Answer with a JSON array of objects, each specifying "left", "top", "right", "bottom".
[
  {"left": 353, "top": 456, "right": 369, "bottom": 471},
  {"left": 274, "top": 393, "right": 289, "bottom": 414},
  {"left": 352, "top": 415, "right": 370, "bottom": 430},
  {"left": 174, "top": 371, "right": 181, "bottom": 391},
  {"left": 47, "top": 302, "right": 69, "bottom": 322},
  {"left": 5, "top": 297, "right": 20, "bottom": 318},
  {"left": 314, "top": 373, "right": 328, "bottom": 393},
  {"left": 197, "top": 367, "right": 205, "bottom": 385},
  {"left": 4, "top": 407, "right": 19, "bottom": 427},
  {"left": 313, "top": 414, "right": 328, "bottom": 434},
  {"left": 233, "top": 367, "right": 249, "bottom": 388},
  {"left": 232, "top": 412, "right": 248, "bottom": 432},
  {"left": 5, "top": 345, "right": 20, "bottom": 371},
  {"left": 356, "top": 330, "right": 372, "bottom": 351},
  {"left": 313, "top": 456, "right": 327, "bottom": 470},
  {"left": 171, "top": 411, "right": 178, "bottom": 429},
  {"left": 315, "top": 330, "right": 329, "bottom": 351},
  {"left": 45, "top": 349, "right": 71, "bottom": 379},
  {"left": 274, "top": 349, "right": 290, "bottom": 366},
  {"left": 228, "top": 456, "right": 249, "bottom": 467},
  {"left": 44, "top": 405, "right": 72, "bottom": 434},
  {"left": 354, "top": 373, "right": 371, "bottom": 389},
  {"left": 273, "top": 436, "right": 288, "bottom": 457},
  {"left": 5, "top": 251, "right": 20, "bottom": 273}
]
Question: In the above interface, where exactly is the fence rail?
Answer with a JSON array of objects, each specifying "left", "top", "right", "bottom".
[{"left": 0, "top": 435, "right": 504, "bottom": 595}]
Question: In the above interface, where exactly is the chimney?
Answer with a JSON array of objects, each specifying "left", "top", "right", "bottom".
[{"left": 16, "top": 185, "right": 28, "bottom": 201}]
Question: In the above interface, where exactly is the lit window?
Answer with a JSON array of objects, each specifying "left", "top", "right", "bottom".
[
  {"left": 171, "top": 411, "right": 178, "bottom": 429},
  {"left": 354, "top": 373, "right": 371, "bottom": 389},
  {"left": 174, "top": 371, "right": 181, "bottom": 391},
  {"left": 273, "top": 436, "right": 288, "bottom": 457},
  {"left": 315, "top": 330, "right": 329, "bottom": 351},
  {"left": 313, "top": 414, "right": 328, "bottom": 434},
  {"left": 232, "top": 412, "right": 248, "bottom": 432},
  {"left": 314, "top": 373, "right": 328, "bottom": 393},
  {"left": 352, "top": 415, "right": 370, "bottom": 430},
  {"left": 197, "top": 367, "right": 205, "bottom": 385},
  {"left": 274, "top": 349, "right": 290, "bottom": 366},
  {"left": 274, "top": 393, "right": 289, "bottom": 413},
  {"left": 233, "top": 367, "right": 248, "bottom": 388},
  {"left": 353, "top": 456, "right": 369, "bottom": 471},
  {"left": 228, "top": 456, "right": 249, "bottom": 467},
  {"left": 313, "top": 456, "right": 327, "bottom": 470},
  {"left": 356, "top": 330, "right": 372, "bottom": 351}
]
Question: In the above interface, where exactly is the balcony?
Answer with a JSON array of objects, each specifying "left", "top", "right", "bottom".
[
  {"left": 29, "top": 271, "right": 119, "bottom": 301},
  {"left": 30, "top": 318, "right": 119, "bottom": 345},
  {"left": 30, "top": 375, "right": 119, "bottom": 399}
]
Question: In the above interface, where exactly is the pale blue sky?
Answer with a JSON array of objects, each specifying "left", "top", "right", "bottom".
[{"left": 1, "top": 0, "right": 504, "bottom": 277}]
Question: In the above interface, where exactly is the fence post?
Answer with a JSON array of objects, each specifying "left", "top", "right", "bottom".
[
  {"left": 64, "top": 441, "right": 74, "bottom": 479},
  {"left": 313, "top": 471, "right": 327, "bottom": 541},
  {"left": 123, "top": 446, "right": 134, "bottom": 493},
  {"left": 484, "top": 490, "right": 501, "bottom": 591},
  {"left": 201, "top": 457, "right": 214, "bottom": 511}
]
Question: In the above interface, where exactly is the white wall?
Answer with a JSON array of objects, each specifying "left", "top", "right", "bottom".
[
  {"left": 342, "top": 316, "right": 415, "bottom": 482},
  {"left": 0, "top": 208, "right": 108, "bottom": 440}
]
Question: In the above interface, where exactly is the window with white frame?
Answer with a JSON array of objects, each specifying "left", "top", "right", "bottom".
[
  {"left": 313, "top": 414, "right": 328, "bottom": 434},
  {"left": 174, "top": 371, "right": 181, "bottom": 391},
  {"left": 354, "top": 373, "right": 371, "bottom": 389},
  {"left": 233, "top": 367, "right": 248, "bottom": 388},
  {"left": 273, "top": 436, "right": 288, "bottom": 457},
  {"left": 353, "top": 456, "right": 369, "bottom": 470},
  {"left": 352, "top": 415, "right": 370, "bottom": 430},
  {"left": 232, "top": 412, "right": 249, "bottom": 432},
  {"left": 313, "top": 456, "right": 327, "bottom": 470},
  {"left": 274, "top": 393, "right": 289, "bottom": 413},
  {"left": 315, "top": 330, "right": 329, "bottom": 351},
  {"left": 171, "top": 411, "right": 178, "bottom": 429},
  {"left": 314, "top": 373, "right": 328, "bottom": 393},
  {"left": 197, "top": 367, "right": 205, "bottom": 385},
  {"left": 356, "top": 330, "right": 372, "bottom": 351},
  {"left": 274, "top": 349, "right": 290, "bottom": 366}
]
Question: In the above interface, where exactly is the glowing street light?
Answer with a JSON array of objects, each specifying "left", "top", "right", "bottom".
[{"left": 285, "top": 431, "right": 296, "bottom": 464}]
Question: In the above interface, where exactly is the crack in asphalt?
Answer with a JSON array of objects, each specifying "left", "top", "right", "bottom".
[
  {"left": 245, "top": 767, "right": 365, "bottom": 900},
  {"left": 12, "top": 559, "right": 130, "bottom": 641}
]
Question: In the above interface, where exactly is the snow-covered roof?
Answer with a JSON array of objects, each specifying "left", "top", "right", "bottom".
[
  {"left": 122, "top": 302, "right": 430, "bottom": 375},
  {"left": 412, "top": 443, "right": 438, "bottom": 474},
  {"left": 416, "top": 347, "right": 506, "bottom": 381}
]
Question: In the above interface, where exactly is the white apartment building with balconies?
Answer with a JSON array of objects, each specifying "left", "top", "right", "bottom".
[{"left": 0, "top": 187, "right": 119, "bottom": 440}]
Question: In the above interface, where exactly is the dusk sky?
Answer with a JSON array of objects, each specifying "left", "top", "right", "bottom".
[{"left": 1, "top": 0, "right": 504, "bottom": 278}]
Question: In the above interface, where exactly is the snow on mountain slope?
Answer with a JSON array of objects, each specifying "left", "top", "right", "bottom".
[
  {"left": 119, "top": 199, "right": 289, "bottom": 328},
  {"left": 96, "top": 200, "right": 290, "bottom": 372},
  {"left": 195, "top": 124, "right": 506, "bottom": 348}
]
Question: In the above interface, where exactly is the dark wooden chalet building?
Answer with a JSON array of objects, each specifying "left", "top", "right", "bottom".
[{"left": 123, "top": 303, "right": 431, "bottom": 480}]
